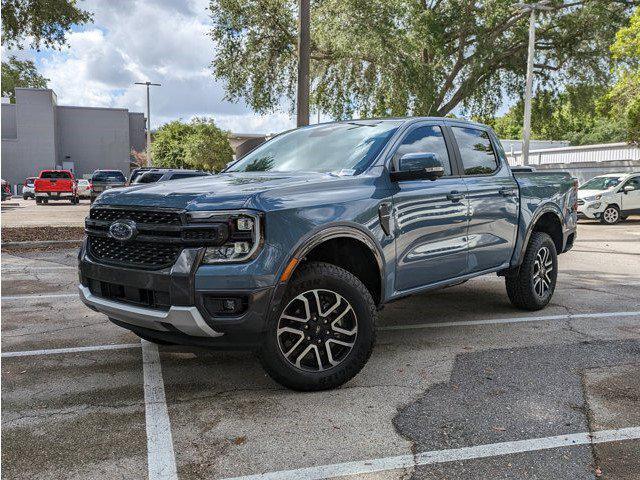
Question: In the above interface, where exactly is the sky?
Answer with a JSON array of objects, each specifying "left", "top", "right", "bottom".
[{"left": 5, "top": 0, "right": 298, "bottom": 134}]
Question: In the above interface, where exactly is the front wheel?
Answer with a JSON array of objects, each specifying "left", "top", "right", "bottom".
[
  {"left": 259, "top": 262, "right": 377, "bottom": 391},
  {"left": 505, "top": 232, "right": 558, "bottom": 311},
  {"left": 600, "top": 205, "right": 620, "bottom": 225}
]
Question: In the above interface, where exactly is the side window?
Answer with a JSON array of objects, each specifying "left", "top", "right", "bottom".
[
  {"left": 624, "top": 177, "right": 640, "bottom": 189},
  {"left": 393, "top": 125, "right": 452, "bottom": 176},
  {"left": 452, "top": 127, "right": 499, "bottom": 175}
]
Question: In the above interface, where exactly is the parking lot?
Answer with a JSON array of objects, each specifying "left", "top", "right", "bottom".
[{"left": 2, "top": 219, "right": 639, "bottom": 479}]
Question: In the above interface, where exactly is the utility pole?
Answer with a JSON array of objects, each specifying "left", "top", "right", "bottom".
[
  {"left": 134, "top": 81, "right": 161, "bottom": 165},
  {"left": 296, "top": 0, "right": 310, "bottom": 127},
  {"left": 514, "top": 1, "right": 552, "bottom": 165}
]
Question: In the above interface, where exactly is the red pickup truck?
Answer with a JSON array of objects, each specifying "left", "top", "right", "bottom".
[{"left": 34, "top": 170, "right": 80, "bottom": 204}]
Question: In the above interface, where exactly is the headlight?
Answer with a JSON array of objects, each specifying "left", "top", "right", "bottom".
[
  {"left": 588, "top": 202, "right": 601, "bottom": 209},
  {"left": 188, "top": 210, "right": 262, "bottom": 263}
]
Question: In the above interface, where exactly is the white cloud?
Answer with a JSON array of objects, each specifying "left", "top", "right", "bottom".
[{"left": 19, "top": 0, "right": 296, "bottom": 134}]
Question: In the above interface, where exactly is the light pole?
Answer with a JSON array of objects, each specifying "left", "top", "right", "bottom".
[
  {"left": 514, "top": 1, "right": 552, "bottom": 165},
  {"left": 134, "top": 81, "right": 161, "bottom": 165},
  {"left": 296, "top": 0, "right": 310, "bottom": 127}
]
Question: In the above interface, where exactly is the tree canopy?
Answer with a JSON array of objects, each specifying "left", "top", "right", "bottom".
[
  {"left": 210, "top": 0, "right": 639, "bottom": 120},
  {"left": 1, "top": 0, "right": 92, "bottom": 50},
  {"left": 151, "top": 119, "right": 234, "bottom": 172},
  {"left": 1, "top": 56, "right": 49, "bottom": 101}
]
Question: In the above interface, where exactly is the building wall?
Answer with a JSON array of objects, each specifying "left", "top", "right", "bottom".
[
  {"left": 1, "top": 88, "right": 145, "bottom": 187},
  {"left": 57, "top": 106, "right": 131, "bottom": 179}
]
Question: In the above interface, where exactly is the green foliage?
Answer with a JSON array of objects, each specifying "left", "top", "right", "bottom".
[
  {"left": 210, "top": 0, "right": 638, "bottom": 119},
  {"left": 1, "top": 0, "right": 92, "bottom": 50},
  {"left": 151, "top": 119, "right": 234, "bottom": 171},
  {"left": 1, "top": 56, "right": 49, "bottom": 101}
]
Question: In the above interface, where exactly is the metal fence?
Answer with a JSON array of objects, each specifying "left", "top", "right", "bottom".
[{"left": 507, "top": 142, "right": 640, "bottom": 166}]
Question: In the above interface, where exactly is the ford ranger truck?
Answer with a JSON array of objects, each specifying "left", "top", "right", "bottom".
[
  {"left": 35, "top": 170, "right": 79, "bottom": 204},
  {"left": 79, "top": 118, "right": 577, "bottom": 391}
]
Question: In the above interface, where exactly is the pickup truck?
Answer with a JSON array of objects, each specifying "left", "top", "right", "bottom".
[
  {"left": 90, "top": 170, "right": 127, "bottom": 203},
  {"left": 35, "top": 170, "right": 79, "bottom": 204},
  {"left": 79, "top": 118, "right": 577, "bottom": 391}
]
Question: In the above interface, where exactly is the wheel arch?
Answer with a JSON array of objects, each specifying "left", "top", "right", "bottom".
[{"left": 515, "top": 206, "right": 563, "bottom": 267}]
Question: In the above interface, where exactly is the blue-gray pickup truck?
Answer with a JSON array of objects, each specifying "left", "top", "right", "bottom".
[{"left": 79, "top": 118, "right": 577, "bottom": 390}]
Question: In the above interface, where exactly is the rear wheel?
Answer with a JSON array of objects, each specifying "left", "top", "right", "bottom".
[
  {"left": 600, "top": 205, "right": 620, "bottom": 225},
  {"left": 505, "top": 232, "right": 558, "bottom": 311},
  {"left": 259, "top": 262, "right": 377, "bottom": 391},
  {"left": 36, "top": 197, "right": 42, "bottom": 205}
]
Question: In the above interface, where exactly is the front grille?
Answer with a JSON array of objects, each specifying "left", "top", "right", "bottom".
[
  {"left": 89, "top": 236, "right": 182, "bottom": 269},
  {"left": 90, "top": 208, "right": 181, "bottom": 225},
  {"left": 86, "top": 206, "right": 230, "bottom": 270}
]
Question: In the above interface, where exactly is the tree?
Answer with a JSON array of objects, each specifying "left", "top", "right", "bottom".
[
  {"left": 183, "top": 119, "right": 235, "bottom": 172},
  {"left": 1, "top": 0, "right": 92, "bottom": 50},
  {"left": 151, "top": 119, "right": 234, "bottom": 171},
  {"left": 210, "top": 0, "right": 639, "bottom": 120},
  {"left": 1, "top": 56, "right": 49, "bottom": 101}
]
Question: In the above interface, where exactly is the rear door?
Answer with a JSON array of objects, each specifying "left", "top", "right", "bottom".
[
  {"left": 449, "top": 125, "right": 519, "bottom": 273},
  {"left": 620, "top": 175, "right": 640, "bottom": 213},
  {"left": 392, "top": 122, "right": 469, "bottom": 292}
]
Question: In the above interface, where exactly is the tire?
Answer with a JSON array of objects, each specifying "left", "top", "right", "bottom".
[
  {"left": 505, "top": 232, "right": 558, "bottom": 311},
  {"left": 43, "top": 198, "right": 48, "bottom": 204},
  {"left": 36, "top": 198, "right": 42, "bottom": 205},
  {"left": 259, "top": 261, "right": 377, "bottom": 391},
  {"left": 600, "top": 205, "right": 620, "bottom": 225},
  {"left": 23, "top": 194, "right": 28, "bottom": 200}
]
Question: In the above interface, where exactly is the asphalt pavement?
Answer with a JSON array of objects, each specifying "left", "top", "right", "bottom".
[{"left": 2, "top": 219, "right": 639, "bottom": 479}]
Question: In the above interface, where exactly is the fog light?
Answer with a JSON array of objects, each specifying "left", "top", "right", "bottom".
[
  {"left": 234, "top": 242, "right": 250, "bottom": 254},
  {"left": 202, "top": 295, "right": 248, "bottom": 316}
]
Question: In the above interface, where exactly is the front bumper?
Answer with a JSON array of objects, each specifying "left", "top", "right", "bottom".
[
  {"left": 577, "top": 201, "right": 604, "bottom": 219},
  {"left": 79, "top": 241, "right": 277, "bottom": 349}
]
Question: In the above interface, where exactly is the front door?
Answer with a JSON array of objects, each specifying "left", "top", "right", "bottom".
[
  {"left": 620, "top": 176, "right": 640, "bottom": 213},
  {"left": 450, "top": 126, "right": 519, "bottom": 273},
  {"left": 392, "top": 123, "right": 469, "bottom": 292}
]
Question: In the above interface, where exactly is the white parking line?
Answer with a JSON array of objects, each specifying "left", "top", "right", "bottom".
[
  {"left": 220, "top": 426, "right": 640, "bottom": 480},
  {"left": 1, "top": 292, "right": 78, "bottom": 301},
  {"left": 141, "top": 340, "right": 178, "bottom": 480},
  {"left": 1, "top": 266, "right": 76, "bottom": 272},
  {"left": 1, "top": 343, "right": 140, "bottom": 358},
  {"left": 379, "top": 310, "right": 640, "bottom": 331}
]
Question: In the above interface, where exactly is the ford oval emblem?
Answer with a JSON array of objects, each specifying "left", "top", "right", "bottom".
[{"left": 109, "top": 219, "right": 137, "bottom": 241}]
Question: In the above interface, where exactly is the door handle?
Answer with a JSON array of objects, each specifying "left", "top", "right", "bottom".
[
  {"left": 447, "top": 191, "right": 465, "bottom": 202},
  {"left": 499, "top": 187, "right": 517, "bottom": 197}
]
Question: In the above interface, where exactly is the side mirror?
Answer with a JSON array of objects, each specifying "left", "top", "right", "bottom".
[
  {"left": 390, "top": 152, "right": 445, "bottom": 182},
  {"left": 623, "top": 185, "right": 636, "bottom": 194}
]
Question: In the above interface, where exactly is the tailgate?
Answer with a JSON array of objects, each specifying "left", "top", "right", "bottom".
[{"left": 35, "top": 179, "right": 75, "bottom": 193}]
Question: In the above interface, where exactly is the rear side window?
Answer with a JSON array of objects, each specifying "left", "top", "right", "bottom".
[
  {"left": 452, "top": 127, "right": 499, "bottom": 175},
  {"left": 169, "top": 172, "right": 207, "bottom": 180},
  {"left": 135, "top": 173, "right": 164, "bottom": 184},
  {"left": 393, "top": 125, "right": 453, "bottom": 176},
  {"left": 41, "top": 171, "right": 72, "bottom": 179}
]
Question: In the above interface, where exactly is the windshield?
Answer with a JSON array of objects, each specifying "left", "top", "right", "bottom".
[
  {"left": 227, "top": 121, "right": 403, "bottom": 174},
  {"left": 579, "top": 176, "right": 622, "bottom": 190},
  {"left": 92, "top": 171, "right": 126, "bottom": 182}
]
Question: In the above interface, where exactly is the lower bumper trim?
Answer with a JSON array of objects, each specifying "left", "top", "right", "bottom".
[{"left": 79, "top": 285, "right": 223, "bottom": 338}]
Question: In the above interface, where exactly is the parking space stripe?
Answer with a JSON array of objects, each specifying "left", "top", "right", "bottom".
[
  {"left": 1, "top": 343, "right": 140, "bottom": 358},
  {"left": 1, "top": 266, "right": 76, "bottom": 272},
  {"left": 141, "top": 340, "right": 178, "bottom": 480},
  {"left": 379, "top": 310, "right": 640, "bottom": 331},
  {"left": 220, "top": 426, "right": 640, "bottom": 480},
  {"left": 1, "top": 292, "right": 78, "bottom": 301}
]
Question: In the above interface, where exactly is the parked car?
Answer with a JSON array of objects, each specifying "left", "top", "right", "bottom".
[
  {"left": 128, "top": 167, "right": 154, "bottom": 185},
  {"left": 90, "top": 170, "right": 126, "bottom": 203},
  {"left": 132, "top": 169, "right": 211, "bottom": 184},
  {"left": 577, "top": 172, "right": 640, "bottom": 224},
  {"left": 34, "top": 170, "right": 79, "bottom": 204},
  {"left": 79, "top": 118, "right": 577, "bottom": 391},
  {"left": 1, "top": 179, "right": 12, "bottom": 201},
  {"left": 22, "top": 177, "right": 37, "bottom": 199},
  {"left": 77, "top": 179, "right": 92, "bottom": 199}
]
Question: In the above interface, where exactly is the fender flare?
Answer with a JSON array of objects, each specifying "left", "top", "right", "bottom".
[
  {"left": 514, "top": 203, "right": 563, "bottom": 267},
  {"left": 268, "top": 223, "right": 386, "bottom": 316}
]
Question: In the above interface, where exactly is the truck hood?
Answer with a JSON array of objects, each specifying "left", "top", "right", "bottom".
[{"left": 94, "top": 171, "right": 361, "bottom": 210}]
